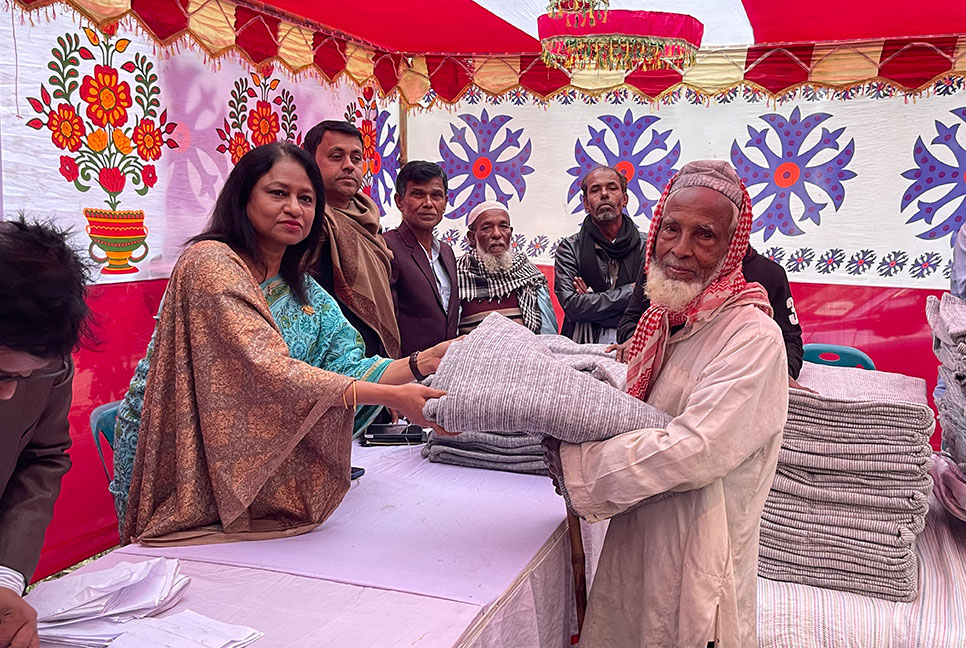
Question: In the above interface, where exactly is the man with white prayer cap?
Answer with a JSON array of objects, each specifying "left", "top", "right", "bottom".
[
  {"left": 544, "top": 160, "right": 789, "bottom": 648},
  {"left": 456, "top": 201, "right": 557, "bottom": 335}
]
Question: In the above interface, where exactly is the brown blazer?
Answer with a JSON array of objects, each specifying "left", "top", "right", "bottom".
[
  {"left": 0, "top": 360, "right": 73, "bottom": 581},
  {"left": 384, "top": 222, "right": 460, "bottom": 356}
]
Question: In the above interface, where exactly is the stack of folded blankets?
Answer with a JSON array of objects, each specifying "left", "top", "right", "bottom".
[
  {"left": 926, "top": 292, "right": 966, "bottom": 472},
  {"left": 758, "top": 362, "right": 935, "bottom": 602},
  {"left": 421, "top": 313, "right": 670, "bottom": 473}
]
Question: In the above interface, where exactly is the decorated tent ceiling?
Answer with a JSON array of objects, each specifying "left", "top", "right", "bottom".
[{"left": 12, "top": 0, "right": 966, "bottom": 107}]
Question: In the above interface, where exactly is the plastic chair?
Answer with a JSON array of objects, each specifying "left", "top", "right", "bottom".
[
  {"left": 90, "top": 401, "right": 121, "bottom": 481},
  {"left": 803, "top": 343, "right": 875, "bottom": 370}
]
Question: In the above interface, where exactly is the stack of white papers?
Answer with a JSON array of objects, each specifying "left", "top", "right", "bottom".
[{"left": 26, "top": 557, "right": 190, "bottom": 647}]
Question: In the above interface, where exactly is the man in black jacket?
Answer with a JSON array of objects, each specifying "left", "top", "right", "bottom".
[
  {"left": 554, "top": 167, "right": 643, "bottom": 344},
  {"left": 613, "top": 245, "right": 805, "bottom": 385}
]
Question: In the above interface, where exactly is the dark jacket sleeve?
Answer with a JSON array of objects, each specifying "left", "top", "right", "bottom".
[
  {"left": 0, "top": 362, "right": 73, "bottom": 579},
  {"left": 617, "top": 263, "right": 650, "bottom": 343},
  {"left": 744, "top": 254, "right": 804, "bottom": 379},
  {"left": 553, "top": 234, "right": 635, "bottom": 327}
]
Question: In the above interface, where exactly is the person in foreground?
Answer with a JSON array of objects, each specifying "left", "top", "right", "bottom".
[
  {"left": 118, "top": 142, "right": 450, "bottom": 547},
  {"left": 612, "top": 243, "right": 805, "bottom": 387},
  {"left": 0, "top": 219, "right": 92, "bottom": 648},
  {"left": 546, "top": 160, "right": 789, "bottom": 648},
  {"left": 457, "top": 201, "right": 557, "bottom": 335}
]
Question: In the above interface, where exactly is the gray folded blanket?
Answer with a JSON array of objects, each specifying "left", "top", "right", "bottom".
[
  {"left": 424, "top": 313, "right": 671, "bottom": 442},
  {"left": 758, "top": 556, "right": 918, "bottom": 602},
  {"left": 426, "top": 430, "right": 543, "bottom": 456},
  {"left": 421, "top": 444, "right": 548, "bottom": 476},
  {"left": 927, "top": 292, "right": 966, "bottom": 345}
]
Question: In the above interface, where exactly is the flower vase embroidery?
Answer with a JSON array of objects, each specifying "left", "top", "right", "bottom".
[
  {"left": 25, "top": 26, "right": 178, "bottom": 274},
  {"left": 216, "top": 68, "right": 300, "bottom": 165}
]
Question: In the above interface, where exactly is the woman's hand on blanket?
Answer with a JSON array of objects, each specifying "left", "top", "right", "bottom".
[
  {"left": 387, "top": 384, "right": 456, "bottom": 437},
  {"left": 605, "top": 339, "right": 633, "bottom": 363}
]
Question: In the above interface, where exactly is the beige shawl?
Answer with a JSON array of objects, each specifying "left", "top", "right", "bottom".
[
  {"left": 321, "top": 192, "right": 401, "bottom": 358},
  {"left": 124, "top": 241, "right": 356, "bottom": 546}
]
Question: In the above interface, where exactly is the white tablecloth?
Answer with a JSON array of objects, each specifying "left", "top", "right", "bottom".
[{"left": 53, "top": 444, "right": 586, "bottom": 648}]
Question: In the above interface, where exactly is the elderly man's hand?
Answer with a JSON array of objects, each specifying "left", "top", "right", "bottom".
[
  {"left": 573, "top": 277, "right": 592, "bottom": 294},
  {"left": 788, "top": 375, "right": 818, "bottom": 394},
  {"left": 0, "top": 589, "right": 38, "bottom": 648},
  {"left": 605, "top": 339, "right": 634, "bottom": 363}
]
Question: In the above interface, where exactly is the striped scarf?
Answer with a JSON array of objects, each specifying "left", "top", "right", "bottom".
[
  {"left": 456, "top": 250, "right": 547, "bottom": 333},
  {"left": 625, "top": 174, "right": 772, "bottom": 401}
]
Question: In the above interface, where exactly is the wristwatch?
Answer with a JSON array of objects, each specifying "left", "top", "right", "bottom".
[{"left": 409, "top": 351, "right": 429, "bottom": 381}]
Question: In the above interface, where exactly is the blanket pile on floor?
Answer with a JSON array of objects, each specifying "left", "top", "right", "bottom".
[
  {"left": 421, "top": 313, "right": 671, "bottom": 474},
  {"left": 758, "top": 362, "right": 935, "bottom": 602}
]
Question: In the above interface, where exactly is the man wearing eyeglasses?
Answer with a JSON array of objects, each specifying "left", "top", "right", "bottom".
[{"left": 0, "top": 219, "right": 91, "bottom": 648}]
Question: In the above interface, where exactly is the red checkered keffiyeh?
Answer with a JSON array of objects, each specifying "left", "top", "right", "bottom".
[{"left": 625, "top": 163, "right": 773, "bottom": 401}]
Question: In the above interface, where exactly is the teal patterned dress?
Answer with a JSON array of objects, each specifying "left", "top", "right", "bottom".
[{"left": 109, "top": 274, "right": 392, "bottom": 529}]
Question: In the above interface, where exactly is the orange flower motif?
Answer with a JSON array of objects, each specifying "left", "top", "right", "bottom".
[
  {"left": 80, "top": 65, "right": 133, "bottom": 127},
  {"left": 87, "top": 129, "right": 108, "bottom": 152},
  {"left": 358, "top": 120, "right": 377, "bottom": 174},
  {"left": 132, "top": 120, "right": 163, "bottom": 161},
  {"left": 228, "top": 132, "right": 251, "bottom": 165},
  {"left": 112, "top": 128, "right": 133, "bottom": 154},
  {"left": 47, "top": 103, "right": 85, "bottom": 152},
  {"left": 246, "top": 100, "right": 280, "bottom": 147}
]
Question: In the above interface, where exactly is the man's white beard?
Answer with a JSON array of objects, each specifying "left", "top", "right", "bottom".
[
  {"left": 646, "top": 256, "right": 726, "bottom": 312},
  {"left": 591, "top": 207, "right": 619, "bottom": 224},
  {"left": 479, "top": 248, "right": 513, "bottom": 273}
]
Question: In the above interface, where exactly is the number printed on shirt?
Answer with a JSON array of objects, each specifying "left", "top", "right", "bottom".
[{"left": 787, "top": 296, "right": 799, "bottom": 326}]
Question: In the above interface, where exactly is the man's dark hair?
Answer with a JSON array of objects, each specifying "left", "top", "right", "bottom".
[
  {"left": 0, "top": 218, "right": 94, "bottom": 357},
  {"left": 580, "top": 165, "right": 628, "bottom": 195},
  {"left": 395, "top": 161, "right": 448, "bottom": 196},
  {"left": 189, "top": 141, "right": 325, "bottom": 305},
  {"left": 302, "top": 120, "right": 364, "bottom": 157}
]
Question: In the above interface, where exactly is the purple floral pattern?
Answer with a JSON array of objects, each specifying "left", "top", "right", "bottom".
[
  {"left": 764, "top": 247, "right": 785, "bottom": 264},
  {"left": 901, "top": 107, "right": 966, "bottom": 243},
  {"left": 567, "top": 109, "right": 680, "bottom": 219},
  {"left": 846, "top": 249, "right": 876, "bottom": 275},
  {"left": 438, "top": 109, "right": 534, "bottom": 221},
  {"left": 731, "top": 106, "right": 856, "bottom": 240},
  {"left": 527, "top": 235, "right": 550, "bottom": 257},
  {"left": 816, "top": 248, "right": 844, "bottom": 274},
  {"left": 785, "top": 247, "right": 815, "bottom": 273},
  {"left": 877, "top": 250, "right": 909, "bottom": 277},
  {"left": 910, "top": 251, "right": 942, "bottom": 278}
]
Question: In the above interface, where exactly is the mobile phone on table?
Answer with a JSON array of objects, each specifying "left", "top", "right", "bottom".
[{"left": 360, "top": 423, "right": 426, "bottom": 445}]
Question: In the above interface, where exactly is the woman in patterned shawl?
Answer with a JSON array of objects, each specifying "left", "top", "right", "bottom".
[{"left": 112, "top": 142, "right": 450, "bottom": 545}]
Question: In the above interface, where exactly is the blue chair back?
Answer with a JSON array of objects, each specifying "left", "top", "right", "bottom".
[
  {"left": 90, "top": 401, "right": 120, "bottom": 481},
  {"left": 803, "top": 343, "right": 875, "bottom": 370}
]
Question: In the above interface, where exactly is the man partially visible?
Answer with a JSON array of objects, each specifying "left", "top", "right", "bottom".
[
  {"left": 0, "top": 219, "right": 92, "bottom": 648},
  {"left": 546, "top": 161, "right": 788, "bottom": 647},
  {"left": 554, "top": 166, "right": 643, "bottom": 344},
  {"left": 303, "top": 120, "right": 400, "bottom": 357},
  {"left": 457, "top": 201, "right": 557, "bottom": 335},
  {"left": 613, "top": 244, "right": 805, "bottom": 386},
  {"left": 384, "top": 161, "right": 459, "bottom": 357}
]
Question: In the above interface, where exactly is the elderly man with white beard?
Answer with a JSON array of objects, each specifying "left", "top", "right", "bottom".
[
  {"left": 456, "top": 201, "right": 558, "bottom": 335},
  {"left": 544, "top": 160, "right": 789, "bottom": 648}
]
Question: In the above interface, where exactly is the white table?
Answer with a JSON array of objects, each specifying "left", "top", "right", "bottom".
[{"left": 49, "top": 444, "right": 589, "bottom": 648}]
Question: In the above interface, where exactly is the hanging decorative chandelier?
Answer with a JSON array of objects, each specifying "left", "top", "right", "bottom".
[
  {"left": 538, "top": 8, "right": 703, "bottom": 73},
  {"left": 546, "top": 0, "right": 609, "bottom": 25}
]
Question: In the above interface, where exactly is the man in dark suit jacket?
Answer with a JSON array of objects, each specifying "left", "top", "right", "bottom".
[
  {"left": 384, "top": 161, "right": 459, "bottom": 357},
  {"left": 0, "top": 219, "right": 92, "bottom": 648}
]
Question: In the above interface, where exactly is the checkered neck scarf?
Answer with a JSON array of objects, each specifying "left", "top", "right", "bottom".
[
  {"left": 625, "top": 165, "right": 773, "bottom": 401},
  {"left": 457, "top": 250, "right": 547, "bottom": 333}
]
